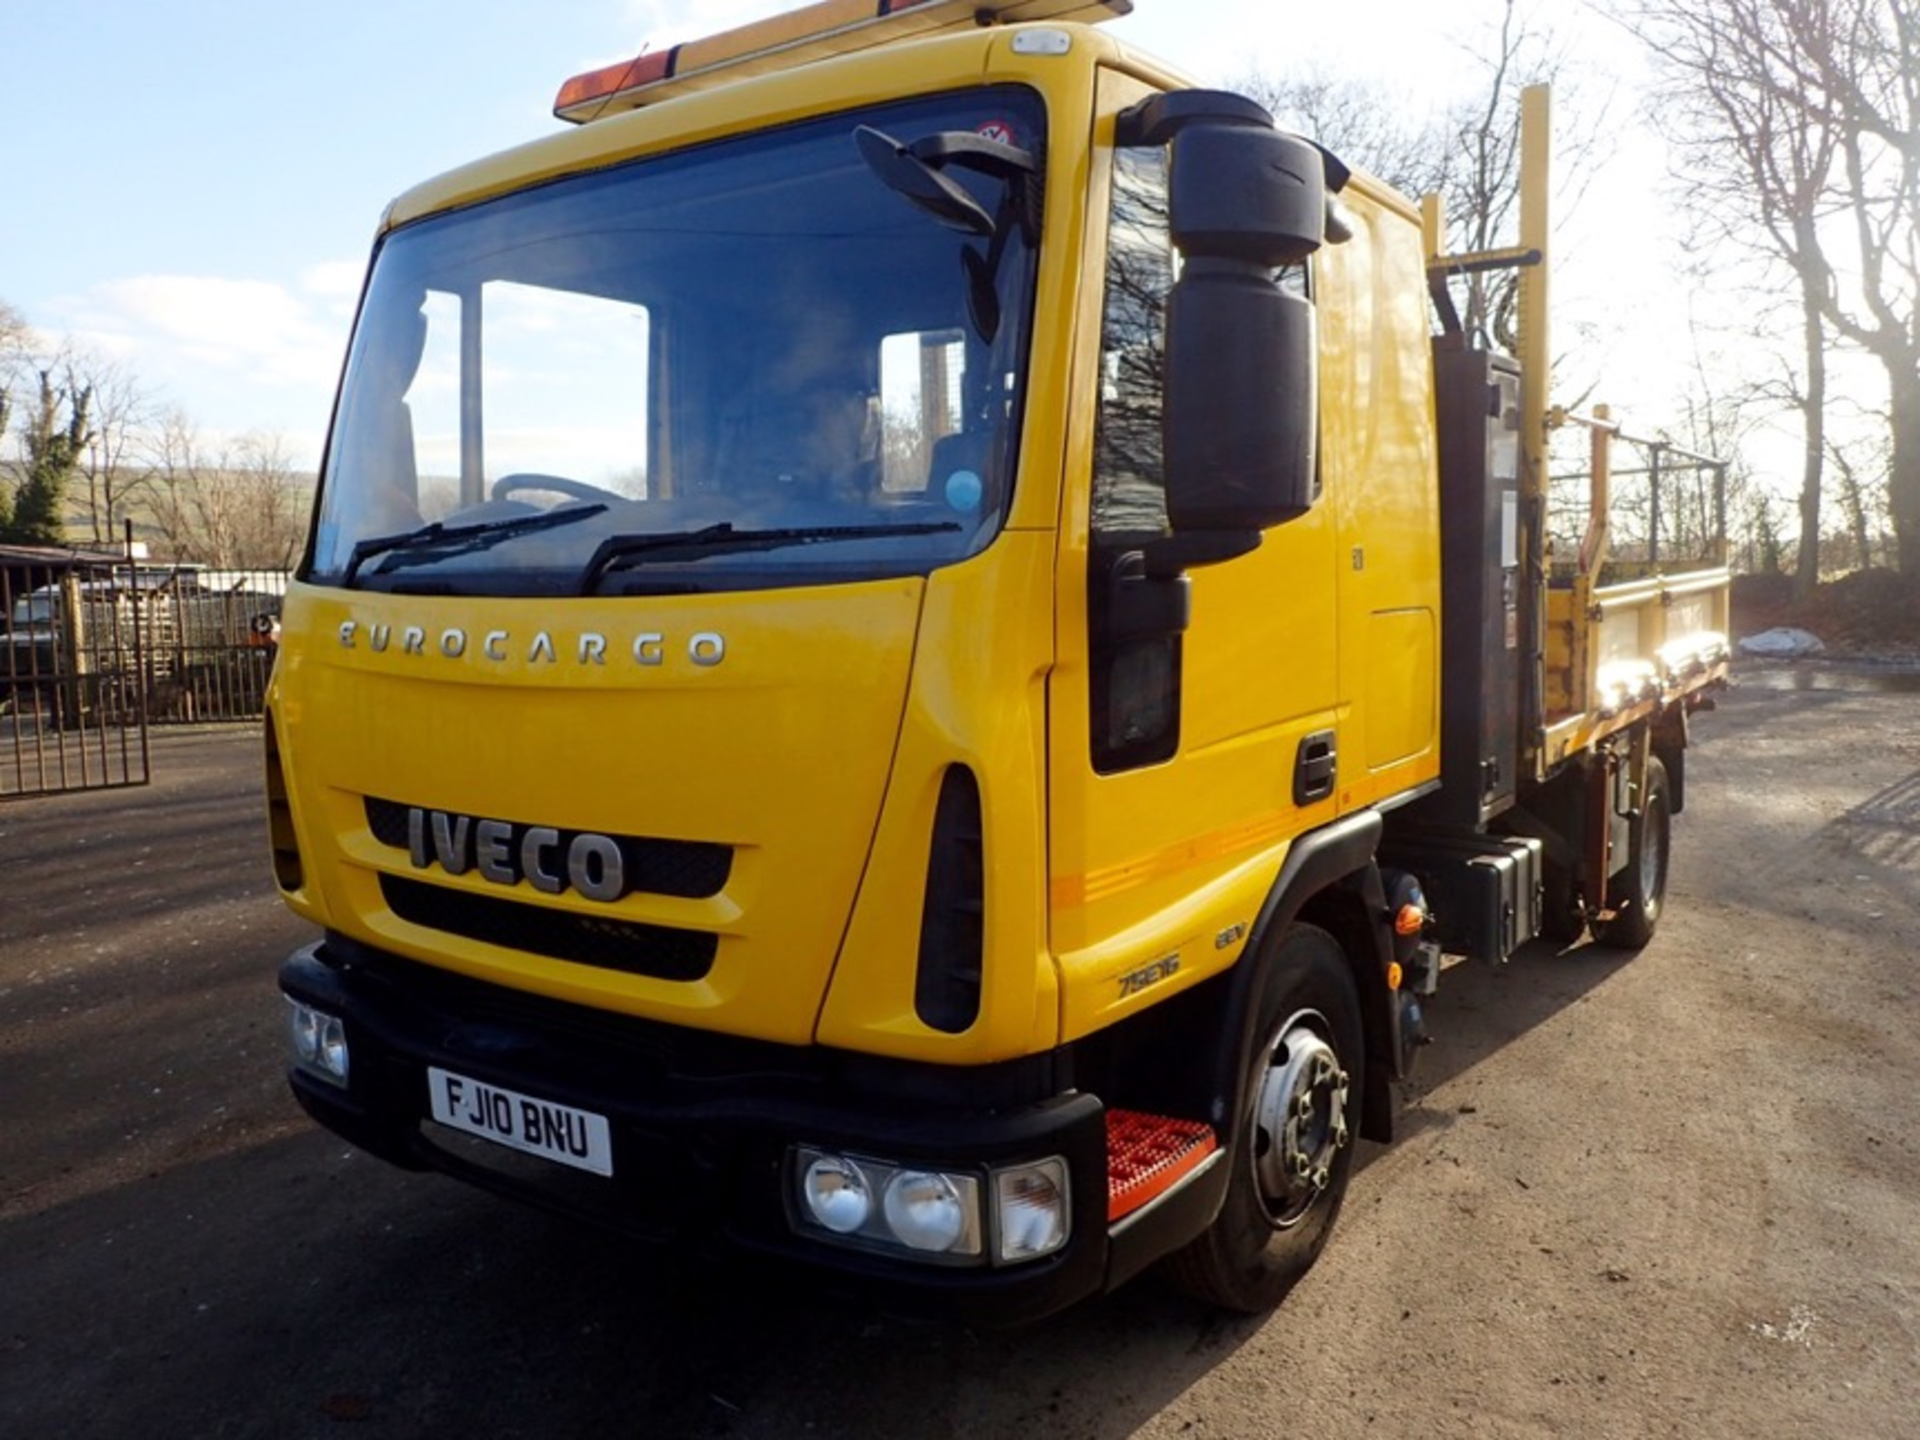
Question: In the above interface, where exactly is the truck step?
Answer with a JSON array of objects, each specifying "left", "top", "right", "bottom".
[{"left": 1106, "top": 1110, "right": 1218, "bottom": 1222}]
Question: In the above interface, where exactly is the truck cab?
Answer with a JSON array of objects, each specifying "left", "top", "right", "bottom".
[{"left": 270, "top": 0, "right": 1725, "bottom": 1323}]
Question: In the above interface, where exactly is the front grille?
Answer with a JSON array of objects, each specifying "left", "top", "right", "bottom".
[
  {"left": 380, "top": 874, "right": 717, "bottom": 981},
  {"left": 364, "top": 797, "right": 731, "bottom": 900}
]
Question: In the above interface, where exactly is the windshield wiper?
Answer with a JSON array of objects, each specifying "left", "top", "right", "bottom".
[
  {"left": 578, "top": 520, "right": 961, "bottom": 594},
  {"left": 345, "top": 503, "right": 608, "bottom": 586}
]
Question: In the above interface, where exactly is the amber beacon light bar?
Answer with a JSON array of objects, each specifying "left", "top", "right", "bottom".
[{"left": 553, "top": 0, "right": 1134, "bottom": 122}]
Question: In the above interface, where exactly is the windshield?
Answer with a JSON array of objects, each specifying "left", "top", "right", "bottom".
[{"left": 308, "top": 88, "right": 1045, "bottom": 596}]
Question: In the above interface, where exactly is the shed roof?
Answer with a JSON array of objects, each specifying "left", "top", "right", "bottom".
[{"left": 0, "top": 543, "right": 123, "bottom": 571}]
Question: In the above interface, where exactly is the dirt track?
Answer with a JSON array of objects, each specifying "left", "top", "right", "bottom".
[{"left": 2, "top": 670, "right": 1916, "bottom": 1438}]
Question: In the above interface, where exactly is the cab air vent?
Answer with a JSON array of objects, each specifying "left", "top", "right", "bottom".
[{"left": 914, "top": 765, "right": 985, "bottom": 1034}]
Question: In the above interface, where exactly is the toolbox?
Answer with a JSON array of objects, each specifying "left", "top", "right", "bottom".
[{"left": 1379, "top": 831, "right": 1544, "bottom": 964}]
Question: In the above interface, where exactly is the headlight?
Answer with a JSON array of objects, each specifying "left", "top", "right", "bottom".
[
  {"left": 801, "top": 1154, "right": 873, "bottom": 1235},
  {"left": 790, "top": 1147, "right": 981, "bottom": 1262},
  {"left": 285, "top": 998, "right": 350, "bottom": 1087},
  {"left": 789, "top": 1147, "right": 1071, "bottom": 1267},
  {"left": 884, "top": 1171, "right": 968, "bottom": 1253}
]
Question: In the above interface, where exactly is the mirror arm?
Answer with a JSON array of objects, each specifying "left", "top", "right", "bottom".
[{"left": 1105, "top": 550, "right": 1192, "bottom": 645}]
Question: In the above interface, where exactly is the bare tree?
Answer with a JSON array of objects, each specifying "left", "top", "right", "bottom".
[
  {"left": 1626, "top": 0, "right": 1839, "bottom": 596},
  {"left": 0, "top": 298, "right": 32, "bottom": 528},
  {"left": 1828, "top": 435, "right": 1881, "bottom": 569},
  {"left": 1239, "top": 0, "right": 1612, "bottom": 359},
  {"left": 0, "top": 298, "right": 30, "bottom": 398},
  {"left": 1, "top": 305, "right": 310, "bottom": 566},
  {"left": 72, "top": 356, "right": 156, "bottom": 548},
  {"left": 1628, "top": 0, "right": 1920, "bottom": 583},
  {"left": 1240, "top": 65, "right": 1456, "bottom": 198},
  {"left": 146, "top": 407, "right": 203, "bottom": 559},
  {"left": 1823, "top": 386, "right": 1895, "bottom": 570},
  {"left": 221, "top": 432, "right": 311, "bottom": 570},
  {"left": 1, "top": 312, "right": 143, "bottom": 551},
  {"left": 1664, "top": 344, "right": 1781, "bottom": 563},
  {"left": 146, "top": 410, "right": 311, "bottom": 568}
]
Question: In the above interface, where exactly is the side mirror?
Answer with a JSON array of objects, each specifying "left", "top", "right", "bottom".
[
  {"left": 1163, "top": 256, "right": 1317, "bottom": 534},
  {"left": 1167, "top": 124, "right": 1329, "bottom": 270},
  {"left": 1118, "top": 93, "right": 1343, "bottom": 551},
  {"left": 1165, "top": 122, "right": 1326, "bottom": 536}
]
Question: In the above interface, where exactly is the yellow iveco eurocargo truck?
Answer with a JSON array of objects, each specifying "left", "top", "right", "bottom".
[{"left": 270, "top": 0, "right": 1731, "bottom": 1322}]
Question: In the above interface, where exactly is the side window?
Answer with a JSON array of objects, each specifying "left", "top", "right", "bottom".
[
  {"left": 1089, "top": 148, "right": 1312, "bottom": 539},
  {"left": 1092, "top": 149, "right": 1173, "bottom": 539},
  {"left": 1089, "top": 146, "right": 1179, "bottom": 774}
]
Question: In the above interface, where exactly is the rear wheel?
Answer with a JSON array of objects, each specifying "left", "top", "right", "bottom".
[
  {"left": 1161, "top": 924, "right": 1363, "bottom": 1312},
  {"left": 1591, "top": 755, "right": 1671, "bottom": 949}
]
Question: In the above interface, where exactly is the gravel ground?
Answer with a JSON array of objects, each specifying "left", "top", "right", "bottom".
[{"left": 2, "top": 671, "right": 1916, "bottom": 1438}]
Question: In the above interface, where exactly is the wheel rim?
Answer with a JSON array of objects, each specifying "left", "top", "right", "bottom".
[{"left": 1251, "top": 1010, "right": 1350, "bottom": 1228}]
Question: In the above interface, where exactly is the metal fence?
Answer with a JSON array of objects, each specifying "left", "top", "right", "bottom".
[
  {"left": 1, "top": 562, "right": 288, "bottom": 800},
  {"left": 1545, "top": 414, "right": 1730, "bottom": 576},
  {"left": 142, "top": 571, "right": 289, "bottom": 724}
]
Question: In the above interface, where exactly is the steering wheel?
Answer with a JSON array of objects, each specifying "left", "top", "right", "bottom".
[{"left": 491, "top": 472, "right": 626, "bottom": 505}]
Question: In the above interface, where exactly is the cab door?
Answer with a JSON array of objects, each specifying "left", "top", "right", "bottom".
[{"left": 1046, "top": 70, "right": 1343, "bottom": 1043}]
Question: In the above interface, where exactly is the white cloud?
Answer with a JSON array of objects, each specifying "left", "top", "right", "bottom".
[
  {"left": 77, "top": 275, "right": 335, "bottom": 382},
  {"left": 42, "top": 270, "right": 361, "bottom": 469},
  {"left": 301, "top": 260, "right": 367, "bottom": 301}
]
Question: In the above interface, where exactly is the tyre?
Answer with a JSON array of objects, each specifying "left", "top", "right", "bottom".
[
  {"left": 1161, "top": 924, "right": 1363, "bottom": 1313},
  {"left": 1591, "top": 754, "right": 1671, "bottom": 949}
]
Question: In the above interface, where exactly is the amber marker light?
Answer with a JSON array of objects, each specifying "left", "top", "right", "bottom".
[
  {"left": 552, "top": 0, "right": 957, "bottom": 120},
  {"left": 554, "top": 51, "right": 675, "bottom": 115}
]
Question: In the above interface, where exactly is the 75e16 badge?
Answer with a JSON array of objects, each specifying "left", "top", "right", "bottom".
[{"left": 1118, "top": 953, "right": 1181, "bottom": 998}]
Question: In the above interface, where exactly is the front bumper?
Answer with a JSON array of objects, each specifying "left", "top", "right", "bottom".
[{"left": 279, "top": 936, "right": 1120, "bottom": 1325}]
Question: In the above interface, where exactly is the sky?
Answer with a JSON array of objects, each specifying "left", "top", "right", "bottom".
[{"left": 1, "top": 0, "right": 1665, "bottom": 471}]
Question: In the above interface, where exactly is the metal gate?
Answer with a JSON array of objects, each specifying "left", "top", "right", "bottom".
[
  {"left": 1, "top": 558, "right": 288, "bottom": 799},
  {"left": 1, "top": 553, "right": 151, "bottom": 798}
]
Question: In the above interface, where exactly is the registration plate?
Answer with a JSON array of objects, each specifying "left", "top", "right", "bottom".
[{"left": 427, "top": 1066, "right": 614, "bottom": 1177}]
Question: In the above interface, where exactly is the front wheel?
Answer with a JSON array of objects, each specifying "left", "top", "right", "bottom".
[
  {"left": 1160, "top": 924, "right": 1364, "bottom": 1313},
  {"left": 1591, "top": 754, "right": 1671, "bottom": 949}
]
